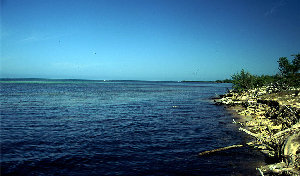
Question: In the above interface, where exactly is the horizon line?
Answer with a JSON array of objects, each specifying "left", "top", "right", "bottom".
[{"left": 0, "top": 77, "right": 221, "bottom": 83}]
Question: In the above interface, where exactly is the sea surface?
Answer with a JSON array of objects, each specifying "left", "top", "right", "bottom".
[{"left": 0, "top": 80, "right": 264, "bottom": 175}]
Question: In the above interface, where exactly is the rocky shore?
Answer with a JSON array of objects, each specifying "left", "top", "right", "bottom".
[{"left": 214, "top": 85, "right": 300, "bottom": 175}]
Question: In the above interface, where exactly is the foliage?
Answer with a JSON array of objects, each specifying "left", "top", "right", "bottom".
[
  {"left": 278, "top": 57, "right": 292, "bottom": 76},
  {"left": 253, "top": 75, "right": 278, "bottom": 88},
  {"left": 291, "top": 54, "right": 300, "bottom": 74},
  {"left": 223, "top": 53, "right": 299, "bottom": 92},
  {"left": 231, "top": 70, "right": 299, "bottom": 92},
  {"left": 231, "top": 69, "right": 255, "bottom": 92},
  {"left": 215, "top": 79, "right": 232, "bottom": 83},
  {"left": 231, "top": 71, "right": 281, "bottom": 92},
  {"left": 278, "top": 54, "right": 300, "bottom": 76},
  {"left": 277, "top": 54, "right": 300, "bottom": 88},
  {"left": 277, "top": 73, "right": 300, "bottom": 88}
]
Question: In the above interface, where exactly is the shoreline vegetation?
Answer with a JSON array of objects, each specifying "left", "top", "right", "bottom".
[{"left": 212, "top": 54, "right": 299, "bottom": 175}]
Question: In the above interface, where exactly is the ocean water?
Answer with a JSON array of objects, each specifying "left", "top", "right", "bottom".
[{"left": 0, "top": 81, "right": 264, "bottom": 175}]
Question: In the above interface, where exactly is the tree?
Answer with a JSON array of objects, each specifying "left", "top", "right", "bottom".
[
  {"left": 278, "top": 57, "right": 292, "bottom": 76},
  {"left": 278, "top": 54, "right": 300, "bottom": 76},
  {"left": 291, "top": 54, "right": 300, "bottom": 74},
  {"left": 277, "top": 54, "right": 300, "bottom": 88},
  {"left": 231, "top": 69, "right": 255, "bottom": 91}
]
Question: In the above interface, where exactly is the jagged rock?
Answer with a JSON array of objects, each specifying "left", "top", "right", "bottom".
[
  {"left": 257, "top": 99, "right": 280, "bottom": 109},
  {"left": 282, "top": 131, "right": 300, "bottom": 166},
  {"left": 214, "top": 86, "right": 300, "bottom": 175}
]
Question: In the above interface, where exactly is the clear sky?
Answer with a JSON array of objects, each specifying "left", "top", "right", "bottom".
[{"left": 1, "top": 0, "right": 300, "bottom": 81}]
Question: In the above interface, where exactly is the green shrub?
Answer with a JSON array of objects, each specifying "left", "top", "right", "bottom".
[
  {"left": 277, "top": 73, "right": 300, "bottom": 88},
  {"left": 231, "top": 71, "right": 279, "bottom": 92},
  {"left": 215, "top": 79, "right": 232, "bottom": 83},
  {"left": 278, "top": 54, "right": 300, "bottom": 76},
  {"left": 231, "top": 69, "right": 255, "bottom": 92},
  {"left": 253, "top": 75, "right": 278, "bottom": 88},
  {"left": 277, "top": 54, "right": 300, "bottom": 87},
  {"left": 229, "top": 53, "right": 299, "bottom": 92}
]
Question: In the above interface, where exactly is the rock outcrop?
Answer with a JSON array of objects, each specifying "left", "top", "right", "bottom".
[{"left": 215, "top": 86, "right": 300, "bottom": 175}]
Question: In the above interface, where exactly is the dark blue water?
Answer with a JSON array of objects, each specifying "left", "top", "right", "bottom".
[{"left": 1, "top": 81, "right": 264, "bottom": 175}]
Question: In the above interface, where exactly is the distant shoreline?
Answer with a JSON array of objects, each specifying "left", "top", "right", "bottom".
[{"left": 0, "top": 78, "right": 226, "bottom": 84}]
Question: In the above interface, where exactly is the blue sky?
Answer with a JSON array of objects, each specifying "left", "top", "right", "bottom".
[{"left": 1, "top": 0, "right": 300, "bottom": 81}]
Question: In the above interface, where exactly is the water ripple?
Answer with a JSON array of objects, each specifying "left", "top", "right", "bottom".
[{"left": 1, "top": 82, "right": 264, "bottom": 175}]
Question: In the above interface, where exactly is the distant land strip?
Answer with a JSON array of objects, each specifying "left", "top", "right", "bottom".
[{"left": 0, "top": 78, "right": 229, "bottom": 84}]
